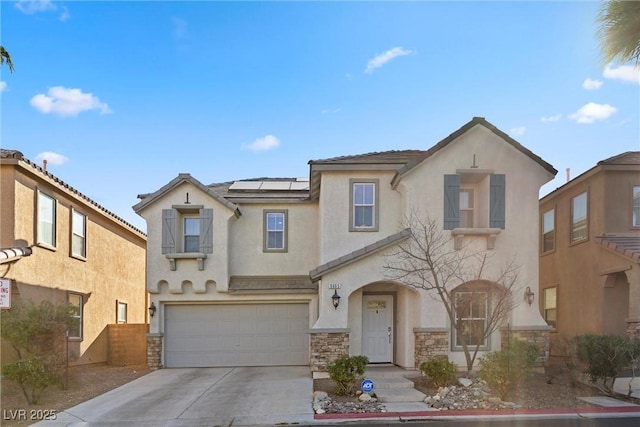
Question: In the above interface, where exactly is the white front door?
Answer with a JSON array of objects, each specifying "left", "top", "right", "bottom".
[{"left": 362, "top": 295, "right": 393, "bottom": 363}]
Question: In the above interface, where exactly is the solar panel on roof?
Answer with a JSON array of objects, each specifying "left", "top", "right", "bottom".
[
  {"left": 290, "top": 182, "right": 309, "bottom": 190},
  {"left": 258, "top": 181, "right": 292, "bottom": 190},
  {"left": 229, "top": 181, "right": 262, "bottom": 190}
]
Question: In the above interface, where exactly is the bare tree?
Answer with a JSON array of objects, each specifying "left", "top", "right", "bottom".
[{"left": 384, "top": 214, "right": 520, "bottom": 372}]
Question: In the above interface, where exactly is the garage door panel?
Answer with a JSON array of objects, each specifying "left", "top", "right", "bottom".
[{"left": 165, "top": 303, "right": 309, "bottom": 367}]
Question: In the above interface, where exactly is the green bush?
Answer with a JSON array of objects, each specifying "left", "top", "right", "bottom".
[
  {"left": 574, "top": 334, "right": 639, "bottom": 392},
  {"left": 1, "top": 299, "right": 76, "bottom": 404},
  {"left": 479, "top": 339, "right": 538, "bottom": 400},
  {"left": 327, "top": 355, "right": 368, "bottom": 395},
  {"left": 419, "top": 358, "right": 457, "bottom": 388},
  {"left": 2, "top": 356, "right": 62, "bottom": 404}
]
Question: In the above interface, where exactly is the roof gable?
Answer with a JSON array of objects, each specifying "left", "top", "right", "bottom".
[
  {"left": 391, "top": 117, "right": 557, "bottom": 188},
  {"left": 134, "top": 173, "right": 241, "bottom": 216}
]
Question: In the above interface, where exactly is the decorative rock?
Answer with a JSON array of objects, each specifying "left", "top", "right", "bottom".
[
  {"left": 358, "top": 393, "right": 372, "bottom": 402},
  {"left": 313, "top": 391, "right": 328, "bottom": 401},
  {"left": 458, "top": 378, "right": 473, "bottom": 388}
]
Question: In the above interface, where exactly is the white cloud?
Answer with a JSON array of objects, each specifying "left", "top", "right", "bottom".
[
  {"left": 321, "top": 107, "right": 341, "bottom": 114},
  {"left": 172, "top": 17, "right": 188, "bottom": 39},
  {"left": 35, "top": 151, "right": 69, "bottom": 166},
  {"left": 509, "top": 127, "right": 526, "bottom": 137},
  {"left": 58, "top": 6, "right": 70, "bottom": 22},
  {"left": 365, "top": 47, "right": 413, "bottom": 74},
  {"left": 541, "top": 114, "right": 562, "bottom": 123},
  {"left": 243, "top": 135, "right": 280, "bottom": 152},
  {"left": 603, "top": 64, "right": 640, "bottom": 84},
  {"left": 15, "top": 1, "right": 69, "bottom": 21},
  {"left": 569, "top": 102, "right": 617, "bottom": 124},
  {"left": 582, "top": 78, "right": 603, "bottom": 90},
  {"left": 0, "top": 82, "right": 6, "bottom": 92},
  {"left": 15, "top": 0, "right": 56, "bottom": 14},
  {"left": 30, "top": 86, "right": 112, "bottom": 117}
]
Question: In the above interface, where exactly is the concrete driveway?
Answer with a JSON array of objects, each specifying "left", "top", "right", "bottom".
[{"left": 34, "top": 366, "right": 314, "bottom": 427}]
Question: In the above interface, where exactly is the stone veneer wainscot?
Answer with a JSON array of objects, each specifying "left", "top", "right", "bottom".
[
  {"left": 414, "top": 328, "right": 449, "bottom": 368},
  {"left": 310, "top": 330, "right": 349, "bottom": 373}
]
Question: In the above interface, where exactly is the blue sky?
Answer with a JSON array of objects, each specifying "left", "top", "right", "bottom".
[{"left": 1, "top": 0, "right": 638, "bottom": 232}]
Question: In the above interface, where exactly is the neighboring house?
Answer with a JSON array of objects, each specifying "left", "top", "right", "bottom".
[
  {"left": 135, "top": 117, "right": 557, "bottom": 374},
  {"left": 0, "top": 149, "right": 147, "bottom": 366},
  {"left": 539, "top": 151, "right": 640, "bottom": 350}
]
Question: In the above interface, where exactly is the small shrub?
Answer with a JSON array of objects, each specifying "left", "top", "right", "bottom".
[
  {"left": 2, "top": 356, "right": 62, "bottom": 404},
  {"left": 479, "top": 339, "right": 538, "bottom": 400},
  {"left": 419, "top": 358, "right": 457, "bottom": 388},
  {"left": 553, "top": 335, "right": 580, "bottom": 387},
  {"left": 574, "top": 334, "right": 638, "bottom": 393},
  {"left": 327, "top": 355, "right": 368, "bottom": 395}
]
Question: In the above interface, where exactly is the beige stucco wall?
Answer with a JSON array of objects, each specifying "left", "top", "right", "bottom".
[
  {"left": 318, "top": 171, "right": 402, "bottom": 264},
  {"left": 229, "top": 202, "right": 318, "bottom": 276},
  {"left": 399, "top": 125, "right": 554, "bottom": 329},
  {"left": 1, "top": 160, "right": 147, "bottom": 366},
  {"left": 137, "top": 180, "right": 320, "bottom": 348}
]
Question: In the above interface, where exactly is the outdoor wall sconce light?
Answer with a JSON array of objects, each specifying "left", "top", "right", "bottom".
[
  {"left": 524, "top": 287, "right": 535, "bottom": 306},
  {"left": 331, "top": 289, "right": 341, "bottom": 309},
  {"left": 148, "top": 302, "right": 157, "bottom": 318}
]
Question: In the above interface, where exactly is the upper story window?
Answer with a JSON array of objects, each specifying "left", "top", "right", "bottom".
[
  {"left": 162, "top": 207, "right": 213, "bottom": 255},
  {"left": 459, "top": 189, "right": 474, "bottom": 228},
  {"left": 37, "top": 190, "right": 56, "bottom": 248},
  {"left": 183, "top": 217, "right": 200, "bottom": 253},
  {"left": 543, "top": 287, "right": 557, "bottom": 329},
  {"left": 68, "top": 293, "right": 83, "bottom": 340},
  {"left": 350, "top": 179, "right": 379, "bottom": 232},
  {"left": 71, "top": 209, "right": 87, "bottom": 258},
  {"left": 571, "top": 192, "right": 588, "bottom": 243},
  {"left": 633, "top": 186, "right": 640, "bottom": 227},
  {"left": 264, "top": 210, "right": 288, "bottom": 252},
  {"left": 444, "top": 173, "right": 505, "bottom": 230},
  {"left": 541, "top": 208, "right": 555, "bottom": 253}
]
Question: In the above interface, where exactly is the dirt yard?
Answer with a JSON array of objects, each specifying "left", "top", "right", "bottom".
[{"left": 1, "top": 363, "right": 150, "bottom": 427}]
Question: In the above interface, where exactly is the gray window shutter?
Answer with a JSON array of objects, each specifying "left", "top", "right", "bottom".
[
  {"left": 199, "top": 208, "right": 213, "bottom": 254},
  {"left": 162, "top": 209, "right": 176, "bottom": 254},
  {"left": 490, "top": 174, "right": 506, "bottom": 229},
  {"left": 443, "top": 174, "right": 460, "bottom": 230}
]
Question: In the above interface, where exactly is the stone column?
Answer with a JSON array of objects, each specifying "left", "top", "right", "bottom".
[
  {"left": 147, "top": 333, "right": 163, "bottom": 370},
  {"left": 500, "top": 326, "right": 550, "bottom": 365},
  {"left": 414, "top": 328, "right": 449, "bottom": 368},
  {"left": 309, "top": 329, "right": 349, "bottom": 374},
  {"left": 627, "top": 319, "right": 640, "bottom": 340}
]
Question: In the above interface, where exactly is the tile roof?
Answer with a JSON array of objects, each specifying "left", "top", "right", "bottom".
[
  {"left": 595, "top": 234, "right": 640, "bottom": 263},
  {"left": 598, "top": 151, "right": 640, "bottom": 166},
  {"left": 1, "top": 149, "right": 145, "bottom": 236},
  {"left": 309, "top": 228, "right": 411, "bottom": 280},
  {"left": 309, "top": 150, "right": 426, "bottom": 165},
  {"left": 392, "top": 117, "right": 557, "bottom": 187},
  {"left": 134, "top": 173, "right": 241, "bottom": 215}
]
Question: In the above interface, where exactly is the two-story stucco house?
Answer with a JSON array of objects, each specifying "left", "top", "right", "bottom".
[
  {"left": 1, "top": 149, "right": 147, "bottom": 366},
  {"left": 539, "top": 151, "right": 640, "bottom": 352},
  {"left": 135, "top": 117, "right": 557, "bottom": 374}
]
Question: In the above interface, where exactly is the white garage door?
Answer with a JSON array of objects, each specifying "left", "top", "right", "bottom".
[{"left": 164, "top": 303, "right": 309, "bottom": 368}]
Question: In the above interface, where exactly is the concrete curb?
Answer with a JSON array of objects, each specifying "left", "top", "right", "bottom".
[{"left": 314, "top": 405, "right": 640, "bottom": 421}]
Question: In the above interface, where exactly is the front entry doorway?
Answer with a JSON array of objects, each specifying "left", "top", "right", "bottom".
[{"left": 362, "top": 294, "right": 393, "bottom": 363}]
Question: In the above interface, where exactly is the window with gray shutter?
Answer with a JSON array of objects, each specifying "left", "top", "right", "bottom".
[
  {"left": 162, "top": 209, "right": 177, "bottom": 254},
  {"left": 199, "top": 208, "right": 213, "bottom": 253},
  {"left": 489, "top": 174, "right": 505, "bottom": 229},
  {"left": 443, "top": 174, "right": 460, "bottom": 230}
]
